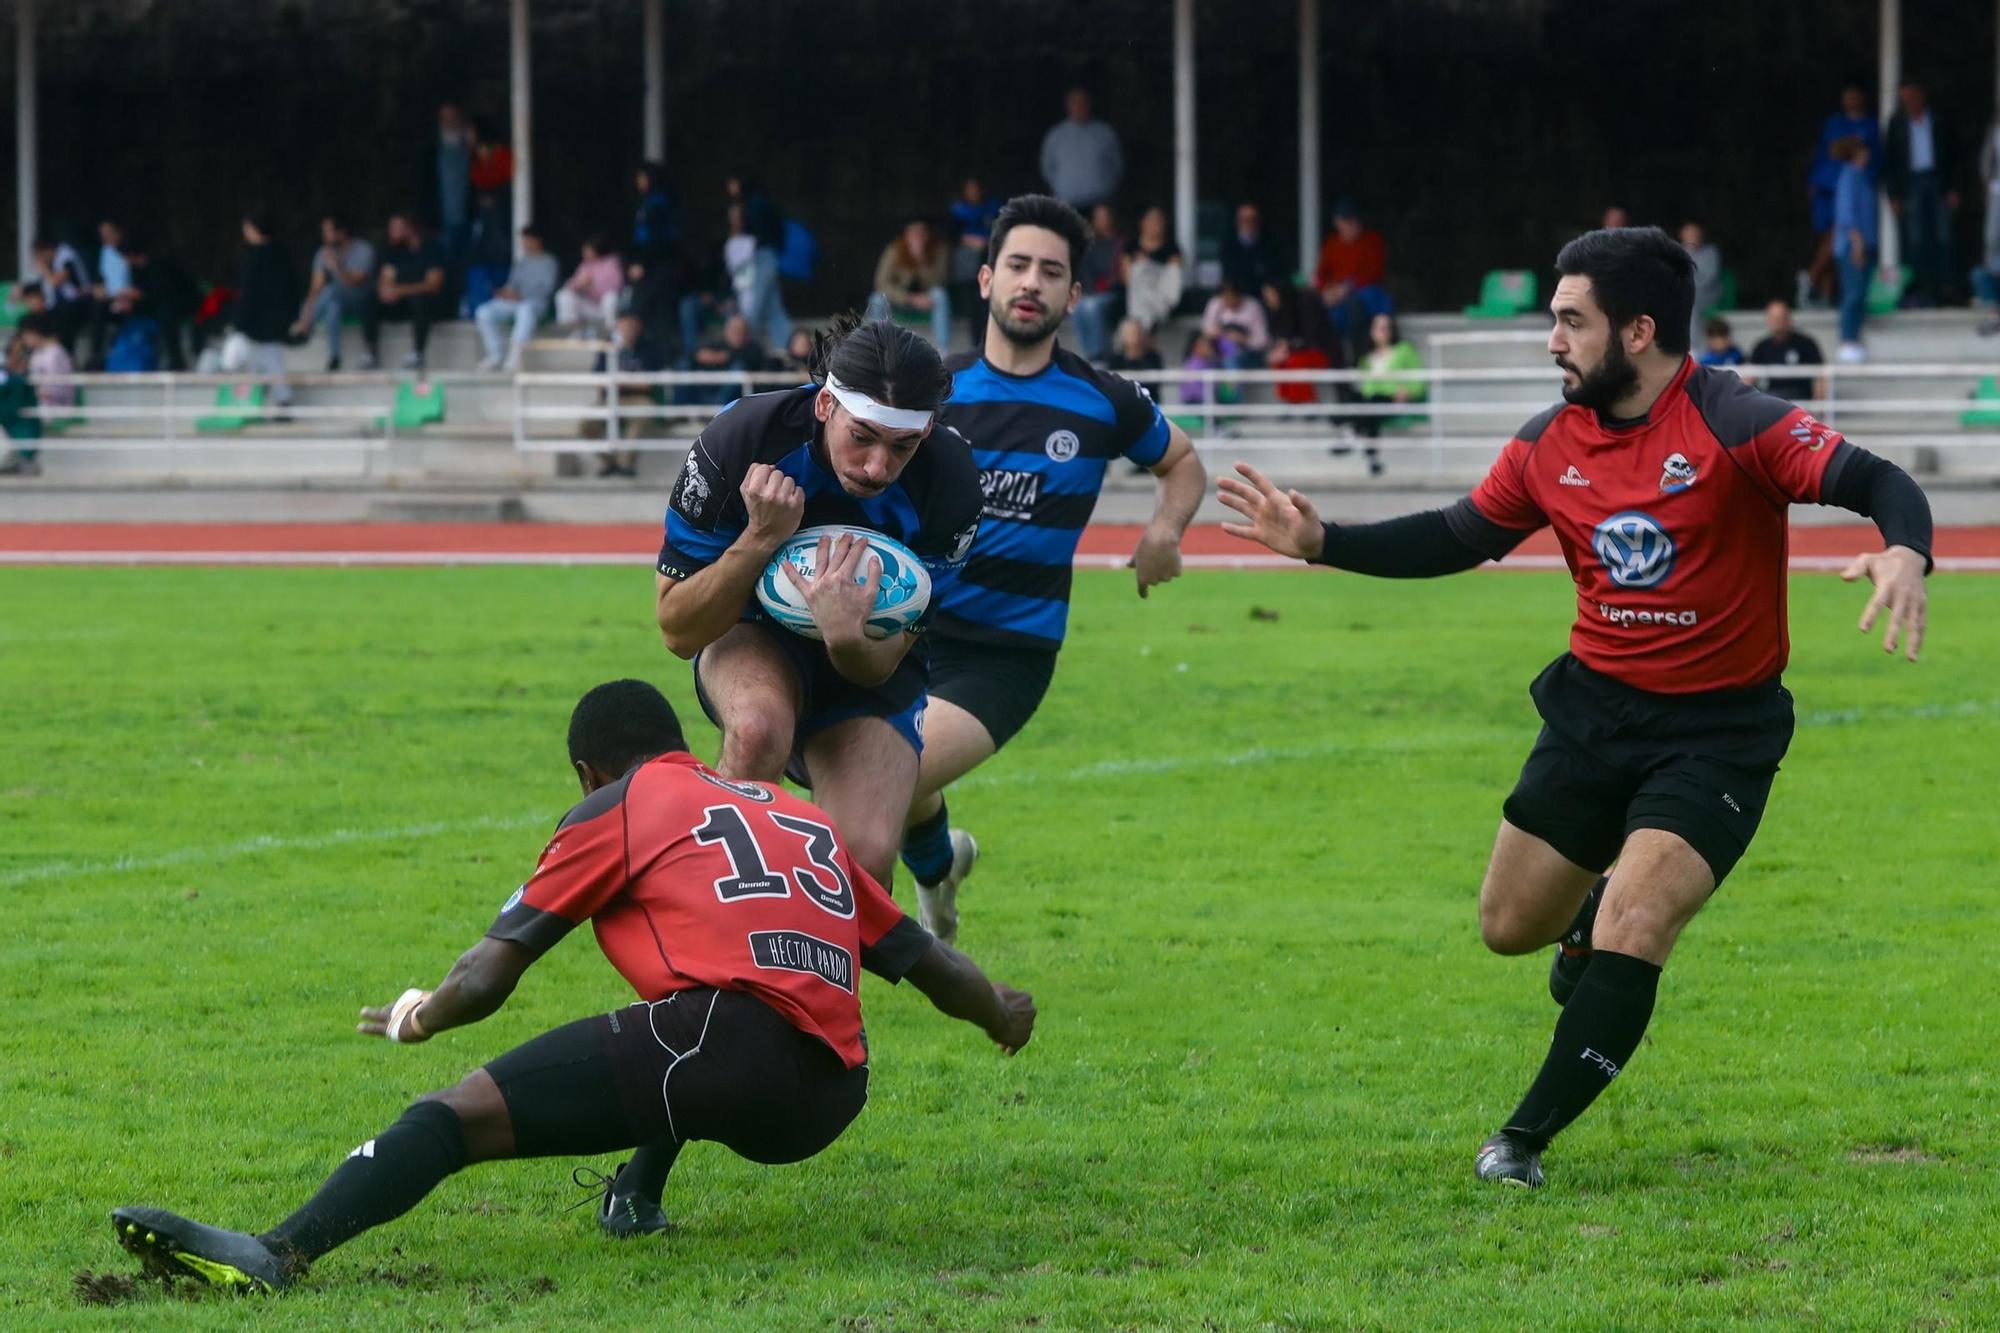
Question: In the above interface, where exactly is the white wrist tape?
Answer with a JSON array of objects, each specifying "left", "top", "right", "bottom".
[{"left": 386, "top": 987, "right": 431, "bottom": 1043}]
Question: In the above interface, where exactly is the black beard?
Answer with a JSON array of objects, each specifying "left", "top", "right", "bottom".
[
  {"left": 1559, "top": 340, "right": 1640, "bottom": 412},
  {"left": 989, "top": 293, "right": 1066, "bottom": 346}
]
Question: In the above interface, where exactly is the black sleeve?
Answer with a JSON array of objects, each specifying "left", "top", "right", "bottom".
[
  {"left": 1307, "top": 497, "right": 1532, "bottom": 577},
  {"left": 860, "top": 915, "right": 933, "bottom": 982},
  {"left": 1819, "top": 444, "right": 1934, "bottom": 573}
]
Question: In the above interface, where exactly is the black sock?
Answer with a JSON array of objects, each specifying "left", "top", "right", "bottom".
[
  {"left": 1560, "top": 876, "right": 1610, "bottom": 950},
  {"left": 899, "top": 799, "right": 954, "bottom": 888},
  {"left": 261, "top": 1100, "right": 469, "bottom": 1264},
  {"left": 615, "top": 1138, "right": 682, "bottom": 1204},
  {"left": 1503, "top": 950, "right": 1661, "bottom": 1151}
]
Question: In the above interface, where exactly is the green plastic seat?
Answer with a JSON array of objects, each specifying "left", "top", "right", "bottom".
[
  {"left": 377, "top": 380, "right": 446, "bottom": 430},
  {"left": 1705, "top": 268, "right": 1737, "bottom": 316},
  {"left": 1865, "top": 264, "right": 1908, "bottom": 316},
  {"left": 1464, "top": 270, "right": 1538, "bottom": 319},
  {"left": 195, "top": 383, "right": 267, "bottom": 432},
  {"left": 0, "top": 281, "right": 27, "bottom": 329},
  {"left": 1961, "top": 374, "right": 2000, "bottom": 428}
]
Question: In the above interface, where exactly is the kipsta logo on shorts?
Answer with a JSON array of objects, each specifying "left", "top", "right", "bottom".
[
  {"left": 1659, "top": 451, "right": 1698, "bottom": 494},
  {"left": 1593, "top": 510, "right": 1677, "bottom": 589},
  {"left": 1044, "top": 429, "right": 1081, "bottom": 463}
]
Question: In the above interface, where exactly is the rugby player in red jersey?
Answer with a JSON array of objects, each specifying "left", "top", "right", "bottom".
[
  {"left": 108, "top": 680, "right": 1035, "bottom": 1289},
  {"left": 1219, "top": 227, "right": 1931, "bottom": 1188}
]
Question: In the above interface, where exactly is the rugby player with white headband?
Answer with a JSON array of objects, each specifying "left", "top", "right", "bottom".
[{"left": 654, "top": 312, "right": 980, "bottom": 893}]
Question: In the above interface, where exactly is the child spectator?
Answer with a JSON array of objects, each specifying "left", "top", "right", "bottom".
[
  {"left": 1, "top": 314, "right": 74, "bottom": 476},
  {"left": 1696, "top": 316, "right": 1744, "bottom": 367}
]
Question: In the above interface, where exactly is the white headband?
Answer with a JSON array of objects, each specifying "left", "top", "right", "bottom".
[{"left": 825, "top": 375, "right": 933, "bottom": 432}]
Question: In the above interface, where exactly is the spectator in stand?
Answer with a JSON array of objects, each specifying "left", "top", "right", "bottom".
[
  {"left": 1219, "top": 202, "right": 1281, "bottom": 295},
  {"left": 586, "top": 311, "right": 661, "bottom": 480},
  {"left": 1178, "top": 329, "right": 1222, "bottom": 409},
  {"left": 1264, "top": 278, "right": 1341, "bottom": 364},
  {"left": 1747, "top": 300, "right": 1826, "bottom": 402},
  {"left": 782, "top": 327, "right": 816, "bottom": 374},
  {"left": 1807, "top": 82, "right": 1879, "bottom": 306},
  {"left": 1313, "top": 201, "right": 1391, "bottom": 354},
  {"left": 1200, "top": 275, "right": 1271, "bottom": 370},
  {"left": 1895, "top": 88, "right": 1961, "bottom": 302},
  {"left": 1831, "top": 135, "right": 1878, "bottom": 363},
  {"left": 1071, "top": 204, "right": 1125, "bottom": 361},
  {"left": 0, "top": 327, "right": 44, "bottom": 476},
  {"left": 2, "top": 313, "right": 75, "bottom": 476},
  {"left": 725, "top": 175, "right": 791, "bottom": 351},
  {"left": 473, "top": 224, "right": 560, "bottom": 371},
  {"left": 1696, "top": 316, "right": 1744, "bottom": 367},
  {"left": 468, "top": 119, "right": 515, "bottom": 200},
  {"left": 1121, "top": 205, "right": 1185, "bottom": 332},
  {"left": 26, "top": 234, "right": 89, "bottom": 349},
  {"left": 231, "top": 213, "right": 300, "bottom": 409},
  {"left": 434, "top": 103, "right": 473, "bottom": 259},
  {"left": 865, "top": 217, "right": 952, "bottom": 350},
  {"left": 1978, "top": 107, "right": 2000, "bottom": 336},
  {"left": 682, "top": 312, "right": 767, "bottom": 407},
  {"left": 84, "top": 219, "right": 132, "bottom": 368},
  {"left": 555, "top": 235, "right": 624, "bottom": 336},
  {"left": 1039, "top": 87, "right": 1124, "bottom": 210},
  {"left": 375, "top": 213, "right": 448, "bottom": 371},
  {"left": 1600, "top": 205, "right": 1630, "bottom": 230},
  {"left": 1884, "top": 80, "right": 1962, "bottom": 307},
  {"left": 1680, "top": 220, "right": 1724, "bottom": 341},
  {"left": 949, "top": 177, "right": 1001, "bottom": 347},
  {"left": 721, "top": 205, "right": 760, "bottom": 338},
  {"left": 1106, "top": 316, "right": 1163, "bottom": 389},
  {"left": 630, "top": 161, "right": 681, "bottom": 275},
  {"left": 120, "top": 233, "right": 198, "bottom": 372},
  {"left": 1335, "top": 311, "right": 1426, "bottom": 476},
  {"left": 291, "top": 216, "right": 379, "bottom": 371}
]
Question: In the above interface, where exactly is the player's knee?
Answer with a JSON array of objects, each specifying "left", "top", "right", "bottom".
[
  {"left": 427, "top": 1069, "right": 513, "bottom": 1163},
  {"left": 1478, "top": 896, "right": 1550, "bottom": 956},
  {"left": 841, "top": 824, "right": 900, "bottom": 885},
  {"left": 721, "top": 715, "right": 791, "bottom": 779},
  {"left": 1591, "top": 897, "right": 1678, "bottom": 959}
]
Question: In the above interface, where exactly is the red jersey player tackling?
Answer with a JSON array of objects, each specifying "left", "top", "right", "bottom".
[
  {"left": 109, "top": 680, "right": 1035, "bottom": 1291},
  {"left": 1219, "top": 226, "right": 1931, "bottom": 1190}
]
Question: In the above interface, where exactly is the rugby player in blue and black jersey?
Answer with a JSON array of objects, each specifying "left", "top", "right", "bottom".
[
  {"left": 896, "top": 195, "right": 1207, "bottom": 940},
  {"left": 653, "top": 316, "right": 981, "bottom": 888}
]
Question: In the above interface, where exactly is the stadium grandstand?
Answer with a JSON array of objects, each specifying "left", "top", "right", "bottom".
[{"left": 4, "top": 0, "right": 2000, "bottom": 525}]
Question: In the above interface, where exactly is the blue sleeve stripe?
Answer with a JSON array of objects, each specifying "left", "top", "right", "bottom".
[
  {"left": 1125, "top": 413, "right": 1171, "bottom": 467},
  {"left": 936, "top": 580, "right": 1070, "bottom": 641},
  {"left": 666, "top": 510, "right": 736, "bottom": 561}
]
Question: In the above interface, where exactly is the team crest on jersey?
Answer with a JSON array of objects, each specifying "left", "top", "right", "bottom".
[
  {"left": 1659, "top": 452, "right": 1698, "bottom": 494},
  {"left": 1044, "top": 429, "right": 1081, "bottom": 463},
  {"left": 695, "top": 769, "right": 776, "bottom": 802},
  {"left": 1788, "top": 415, "right": 1835, "bottom": 452},
  {"left": 1592, "top": 511, "right": 1677, "bottom": 589},
  {"left": 674, "top": 442, "right": 721, "bottom": 522}
]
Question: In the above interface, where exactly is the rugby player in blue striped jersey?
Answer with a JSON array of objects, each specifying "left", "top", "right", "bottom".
[{"left": 899, "top": 195, "right": 1207, "bottom": 940}]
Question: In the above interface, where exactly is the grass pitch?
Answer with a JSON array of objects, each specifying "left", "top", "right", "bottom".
[{"left": 1, "top": 565, "right": 1995, "bottom": 1329}]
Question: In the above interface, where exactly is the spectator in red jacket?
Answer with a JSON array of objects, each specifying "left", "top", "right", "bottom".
[{"left": 1313, "top": 201, "right": 1391, "bottom": 357}]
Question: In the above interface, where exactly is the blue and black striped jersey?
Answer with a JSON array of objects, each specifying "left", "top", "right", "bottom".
[
  {"left": 935, "top": 346, "right": 1171, "bottom": 648},
  {"left": 657, "top": 386, "right": 982, "bottom": 634}
]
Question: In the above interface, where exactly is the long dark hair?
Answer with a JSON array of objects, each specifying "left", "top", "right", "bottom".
[{"left": 806, "top": 313, "right": 952, "bottom": 413}]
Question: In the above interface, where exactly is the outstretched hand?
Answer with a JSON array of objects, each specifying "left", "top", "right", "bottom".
[
  {"left": 1840, "top": 545, "right": 1928, "bottom": 661},
  {"left": 357, "top": 987, "right": 432, "bottom": 1042},
  {"left": 1216, "top": 462, "right": 1326, "bottom": 562}
]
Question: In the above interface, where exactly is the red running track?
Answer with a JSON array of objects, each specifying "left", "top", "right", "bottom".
[{"left": 1, "top": 522, "right": 1997, "bottom": 570}]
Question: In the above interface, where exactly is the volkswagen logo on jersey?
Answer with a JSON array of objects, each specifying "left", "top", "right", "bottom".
[
  {"left": 1593, "top": 511, "right": 1677, "bottom": 589},
  {"left": 1044, "top": 429, "right": 1081, "bottom": 463},
  {"left": 1659, "top": 452, "right": 1698, "bottom": 494}
]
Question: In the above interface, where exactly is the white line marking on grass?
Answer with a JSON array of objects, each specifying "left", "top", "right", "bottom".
[
  {"left": 6, "top": 551, "right": 1998, "bottom": 572},
  {"left": 0, "top": 811, "right": 549, "bottom": 889}
]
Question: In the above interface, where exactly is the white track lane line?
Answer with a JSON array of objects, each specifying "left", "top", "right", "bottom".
[{"left": 3, "top": 551, "right": 1997, "bottom": 571}]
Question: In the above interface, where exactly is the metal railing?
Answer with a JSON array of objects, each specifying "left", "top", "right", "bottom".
[{"left": 14, "top": 356, "right": 1999, "bottom": 480}]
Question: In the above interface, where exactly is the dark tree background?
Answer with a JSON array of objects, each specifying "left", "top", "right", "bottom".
[{"left": 5, "top": 0, "right": 1993, "bottom": 311}]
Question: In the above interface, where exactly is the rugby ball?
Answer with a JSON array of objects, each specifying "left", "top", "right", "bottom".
[{"left": 756, "top": 525, "right": 932, "bottom": 641}]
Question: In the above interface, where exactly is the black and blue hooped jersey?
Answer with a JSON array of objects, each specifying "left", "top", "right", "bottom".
[
  {"left": 657, "top": 386, "right": 982, "bottom": 634},
  {"left": 936, "top": 346, "right": 1171, "bottom": 648}
]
